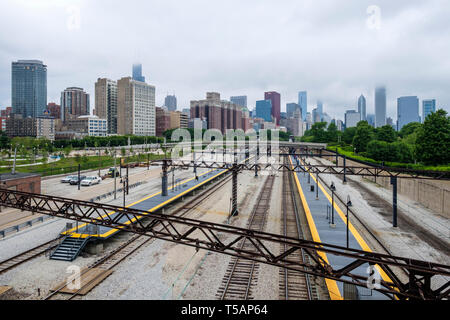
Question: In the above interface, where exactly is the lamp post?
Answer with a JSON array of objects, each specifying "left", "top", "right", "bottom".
[
  {"left": 346, "top": 195, "right": 352, "bottom": 248},
  {"left": 330, "top": 182, "right": 336, "bottom": 227}
]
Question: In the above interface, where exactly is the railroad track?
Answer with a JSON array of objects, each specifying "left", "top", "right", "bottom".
[
  {"left": 279, "top": 165, "right": 314, "bottom": 300},
  {"left": 45, "top": 170, "right": 233, "bottom": 300},
  {"left": 0, "top": 238, "right": 60, "bottom": 275},
  {"left": 216, "top": 174, "right": 275, "bottom": 300}
]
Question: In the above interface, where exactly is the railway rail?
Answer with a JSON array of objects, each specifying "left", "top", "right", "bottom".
[
  {"left": 0, "top": 238, "right": 60, "bottom": 275},
  {"left": 279, "top": 166, "right": 315, "bottom": 300},
  {"left": 217, "top": 174, "right": 275, "bottom": 300},
  {"left": 45, "top": 170, "right": 233, "bottom": 300}
]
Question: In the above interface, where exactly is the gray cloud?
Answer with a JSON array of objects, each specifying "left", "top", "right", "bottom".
[{"left": 0, "top": 0, "right": 449, "bottom": 120}]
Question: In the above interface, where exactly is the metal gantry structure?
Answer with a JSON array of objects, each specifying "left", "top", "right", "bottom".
[{"left": 0, "top": 188, "right": 449, "bottom": 300}]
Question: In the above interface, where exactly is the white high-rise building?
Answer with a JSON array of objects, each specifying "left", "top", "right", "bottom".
[{"left": 117, "top": 77, "right": 155, "bottom": 136}]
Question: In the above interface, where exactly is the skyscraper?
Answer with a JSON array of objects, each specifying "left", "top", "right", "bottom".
[
  {"left": 345, "top": 110, "right": 361, "bottom": 128},
  {"left": 60, "top": 87, "right": 90, "bottom": 122},
  {"left": 95, "top": 78, "right": 118, "bottom": 134},
  {"left": 264, "top": 91, "right": 280, "bottom": 125},
  {"left": 286, "top": 103, "right": 301, "bottom": 118},
  {"left": 397, "top": 96, "right": 419, "bottom": 131},
  {"left": 230, "top": 96, "right": 247, "bottom": 108},
  {"left": 117, "top": 77, "right": 155, "bottom": 136},
  {"left": 164, "top": 94, "right": 177, "bottom": 111},
  {"left": 255, "top": 100, "right": 272, "bottom": 122},
  {"left": 12, "top": 60, "right": 47, "bottom": 118},
  {"left": 358, "top": 94, "right": 366, "bottom": 121},
  {"left": 422, "top": 99, "right": 436, "bottom": 122},
  {"left": 317, "top": 100, "right": 323, "bottom": 120},
  {"left": 375, "top": 86, "right": 386, "bottom": 128},
  {"left": 132, "top": 63, "right": 145, "bottom": 82},
  {"left": 298, "top": 91, "right": 307, "bottom": 121}
]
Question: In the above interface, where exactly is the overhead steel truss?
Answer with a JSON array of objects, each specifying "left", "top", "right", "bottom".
[
  {"left": 0, "top": 188, "right": 448, "bottom": 300},
  {"left": 152, "top": 158, "right": 450, "bottom": 180}
]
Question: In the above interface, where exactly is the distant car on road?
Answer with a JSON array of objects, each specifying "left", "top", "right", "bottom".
[
  {"left": 69, "top": 175, "right": 87, "bottom": 185},
  {"left": 108, "top": 167, "right": 119, "bottom": 177},
  {"left": 61, "top": 175, "right": 77, "bottom": 183},
  {"left": 80, "top": 176, "right": 101, "bottom": 186}
]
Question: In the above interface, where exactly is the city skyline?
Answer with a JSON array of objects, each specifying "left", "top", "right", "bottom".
[{"left": 0, "top": 1, "right": 449, "bottom": 120}]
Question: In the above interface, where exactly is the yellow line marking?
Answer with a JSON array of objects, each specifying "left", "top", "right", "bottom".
[
  {"left": 289, "top": 156, "right": 343, "bottom": 300},
  {"left": 298, "top": 157, "right": 398, "bottom": 298},
  {"left": 62, "top": 169, "right": 218, "bottom": 237}
]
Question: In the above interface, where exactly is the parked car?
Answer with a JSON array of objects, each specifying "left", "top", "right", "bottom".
[
  {"left": 69, "top": 175, "right": 87, "bottom": 185},
  {"left": 107, "top": 167, "right": 119, "bottom": 177},
  {"left": 80, "top": 176, "right": 102, "bottom": 186},
  {"left": 61, "top": 175, "right": 77, "bottom": 183}
]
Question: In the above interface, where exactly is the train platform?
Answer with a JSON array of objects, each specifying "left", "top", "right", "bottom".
[
  {"left": 61, "top": 168, "right": 228, "bottom": 240},
  {"left": 290, "top": 156, "right": 391, "bottom": 300}
]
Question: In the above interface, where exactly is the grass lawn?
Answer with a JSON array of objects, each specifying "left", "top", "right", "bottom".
[
  {"left": 328, "top": 146, "right": 450, "bottom": 172},
  {"left": 0, "top": 153, "right": 165, "bottom": 176}
]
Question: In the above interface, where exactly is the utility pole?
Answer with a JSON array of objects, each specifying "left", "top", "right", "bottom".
[{"left": 114, "top": 151, "right": 117, "bottom": 200}]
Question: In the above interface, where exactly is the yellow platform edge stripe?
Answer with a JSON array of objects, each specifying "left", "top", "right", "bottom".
[
  {"left": 297, "top": 156, "right": 399, "bottom": 299},
  {"left": 62, "top": 168, "right": 219, "bottom": 237},
  {"left": 289, "top": 156, "right": 343, "bottom": 300}
]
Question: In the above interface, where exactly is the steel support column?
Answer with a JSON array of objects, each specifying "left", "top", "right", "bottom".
[
  {"left": 231, "top": 165, "right": 238, "bottom": 216},
  {"left": 391, "top": 176, "right": 398, "bottom": 227},
  {"left": 162, "top": 160, "right": 168, "bottom": 197}
]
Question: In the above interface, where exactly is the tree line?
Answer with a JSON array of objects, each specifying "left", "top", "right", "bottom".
[{"left": 300, "top": 109, "right": 449, "bottom": 166}]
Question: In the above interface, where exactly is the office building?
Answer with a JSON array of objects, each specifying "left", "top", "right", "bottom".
[
  {"left": 1, "top": 107, "right": 12, "bottom": 118},
  {"left": 65, "top": 115, "right": 107, "bottom": 137},
  {"left": 117, "top": 77, "right": 155, "bottom": 136},
  {"left": 298, "top": 91, "right": 307, "bottom": 121},
  {"left": 6, "top": 114, "right": 54, "bottom": 140},
  {"left": 155, "top": 107, "right": 170, "bottom": 136},
  {"left": 375, "top": 86, "right": 386, "bottom": 128},
  {"left": 190, "top": 92, "right": 246, "bottom": 133},
  {"left": 46, "top": 103, "right": 61, "bottom": 120},
  {"left": 132, "top": 63, "right": 145, "bottom": 82},
  {"left": 358, "top": 94, "right": 366, "bottom": 121},
  {"left": 230, "top": 96, "right": 247, "bottom": 108},
  {"left": 255, "top": 100, "right": 272, "bottom": 122},
  {"left": 422, "top": 99, "right": 436, "bottom": 122},
  {"left": 264, "top": 91, "right": 281, "bottom": 125},
  {"left": 164, "top": 94, "right": 177, "bottom": 111},
  {"left": 12, "top": 60, "right": 47, "bottom": 118},
  {"left": 366, "top": 114, "right": 375, "bottom": 127},
  {"left": 397, "top": 96, "right": 419, "bottom": 131},
  {"left": 317, "top": 100, "right": 323, "bottom": 120},
  {"left": 286, "top": 103, "right": 301, "bottom": 118},
  {"left": 95, "top": 78, "right": 118, "bottom": 134},
  {"left": 60, "top": 87, "right": 90, "bottom": 122},
  {"left": 345, "top": 110, "right": 361, "bottom": 128}
]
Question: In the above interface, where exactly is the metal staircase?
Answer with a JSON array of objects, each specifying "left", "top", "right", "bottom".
[{"left": 49, "top": 236, "right": 90, "bottom": 262}]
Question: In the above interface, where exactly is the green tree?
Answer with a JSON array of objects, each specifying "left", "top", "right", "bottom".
[
  {"left": 342, "top": 127, "right": 357, "bottom": 145},
  {"left": 352, "top": 122, "right": 374, "bottom": 153},
  {"left": 415, "top": 109, "right": 450, "bottom": 165},
  {"left": 375, "top": 125, "right": 397, "bottom": 143},
  {"left": 366, "top": 140, "right": 389, "bottom": 161},
  {"left": 399, "top": 122, "right": 421, "bottom": 138},
  {"left": 326, "top": 122, "right": 339, "bottom": 143}
]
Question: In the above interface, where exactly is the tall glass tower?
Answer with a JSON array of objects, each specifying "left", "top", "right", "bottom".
[
  {"left": 397, "top": 96, "right": 419, "bottom": 131},
  {"left": 358, "top": 94, "right": 366, "bottom": 121},
  {"left": 422, "top": 99, "right": 436, "bottom": 122},
  {"left": 132, "top": 63, "right": 145, "bottom": 82},
  {"left": 298, "top": 91, "right": 307, "bottom": 121},
  {"left": 12, "top": 60, "right": 47, "bottom": 118},
  {"left": 375, "top": 86, "right": 386, "bottom": 128}
]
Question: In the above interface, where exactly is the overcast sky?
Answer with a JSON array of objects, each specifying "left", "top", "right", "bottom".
[{"left": 0, "top": 0, "right": 449, "bottom": 120}]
